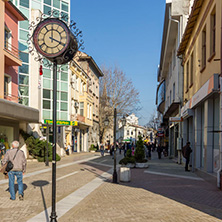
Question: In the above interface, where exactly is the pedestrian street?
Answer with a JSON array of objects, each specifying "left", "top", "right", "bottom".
[{"left": 0, "top": 152, "right": 222, "bottom": 221}]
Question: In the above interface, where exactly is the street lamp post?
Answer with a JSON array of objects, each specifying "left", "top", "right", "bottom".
[{"left": 104, "top": 110, "right": 126, "bottom": 183}]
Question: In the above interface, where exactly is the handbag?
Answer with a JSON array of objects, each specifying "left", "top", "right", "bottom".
[{"left": 2, "top": 149, "right": 19, "bottom": 173}]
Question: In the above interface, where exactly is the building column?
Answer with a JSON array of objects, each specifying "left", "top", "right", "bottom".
[
  {"left": 195, "top": 106, "right": 202, "bottom": 169},
  {"left": 77, "top": 130, "right": 80, "bottom": 152},
  {"left": 204, "top": 99, "right": 214, "bottom": 172},
  {"left": 0, "top": 0, "right": 5, "bottom": 99}
]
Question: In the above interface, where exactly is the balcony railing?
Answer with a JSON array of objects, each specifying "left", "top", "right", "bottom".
[
  {"left": 4, "top": 92, "right": 21, "bottom": 103},
  {"left": 4, "top": 40, "right": 20, "bottom": 59}
]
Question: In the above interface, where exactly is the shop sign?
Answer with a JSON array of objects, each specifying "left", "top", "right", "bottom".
[
  {"left": 157, "top": 131, "right": 164, "bottom": 137},
  {"left": 169, "top": 117, "right": 183, "bottom": 122},
  {"left": 44, "top": 119, "right": 78, "bottom": 126}
]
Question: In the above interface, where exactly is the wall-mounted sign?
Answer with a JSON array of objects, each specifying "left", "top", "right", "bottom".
[
  {"left": 169, "top": 117, "right": 183, "bottom": 122},
  {"left": 44, "top": 119, "right": 78, "bottom": 126}
]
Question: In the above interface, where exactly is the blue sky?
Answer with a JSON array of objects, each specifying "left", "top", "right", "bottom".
[{"left": 70, "top": 0, "right": 166, "bottom": 125}]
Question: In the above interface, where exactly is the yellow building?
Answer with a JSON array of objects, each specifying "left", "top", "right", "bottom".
[
  {"left": 69, "top": 59, "right": 93, "bottom": 152},
  {"left": 178, "top": 0, "right": 221, "bottom": 183}
]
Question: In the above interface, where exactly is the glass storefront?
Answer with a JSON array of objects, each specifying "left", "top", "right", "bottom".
[{"left": 0, "top": 126, "right": 13, "bottom": 160}]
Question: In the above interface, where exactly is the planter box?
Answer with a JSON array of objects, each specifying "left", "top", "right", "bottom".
[
  {"left": 136, "top": 162, "right": 149, "bottom": 168},
  {"left": 120, "top": 167, "right": 131, "bottom": 182},
  {"left": 126, "top": 163, "right": 135, "bottom": 168}
]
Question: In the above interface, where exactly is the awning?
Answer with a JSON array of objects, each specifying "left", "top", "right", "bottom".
[{"left": 0, "top": 99, "right": 39, "bottom": 123}]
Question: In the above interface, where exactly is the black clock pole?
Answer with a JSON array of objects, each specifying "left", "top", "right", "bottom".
[{"left": 50, "top": 61, "right": 58, "bottom": 222}]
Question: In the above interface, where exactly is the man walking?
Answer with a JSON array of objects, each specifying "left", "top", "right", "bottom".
[
  {"left": 1, "top": 140, "right": 26, "bottom": 200},
  {"left": 183, "top": 142, "right": 192, "bottom": 172}
]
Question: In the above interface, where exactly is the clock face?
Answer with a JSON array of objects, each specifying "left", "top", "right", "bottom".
[{"left": 33, "top": 18, "right": 70, "bottom": 58}]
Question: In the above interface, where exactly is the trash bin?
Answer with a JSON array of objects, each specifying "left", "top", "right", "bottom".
[{"left": 120, "top": 167, "right": 131, "bottom": 182}]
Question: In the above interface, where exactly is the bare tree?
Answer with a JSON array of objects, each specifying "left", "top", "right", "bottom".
[
  {"left": 145, "top": 110, "right": 157, "bottom": 130},
  {"left": 99, "top": 66, "right": 140, "bottom": 142}
]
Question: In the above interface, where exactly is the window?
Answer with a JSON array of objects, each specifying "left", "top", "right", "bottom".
[
  {"left": 170, "top": 90, "right": 172, "bottom": 105},
  {"left": 172, "top": 47, "right": 176, "bottom": 68},
  {"left": 20, "top": 0, "right": 29, "bottom": 8},
  {"left": 44, "top": 5, "right": 51, "bottom": 15},
  {"left": 202, "top": 27, "right": 206, "bottom": 69},
  {"left": 60, "top": 102, "right": 68, "bottom": 111},
  {"left": 62, "top": 1, "right": 68, "bottom": 11},
  {"left": 43, "top": 100, "right": 50, "bottom": 109},
  {"left": 4, "top": 26, "right": 11, "bottom": 50},
  {"left": 173, "top": 83, "right": 175, "bottom": 101},
  {"left": 80, "top": 102, "right": 84, "bottom": 116},
  {"left": 131, "top": 131, "right": 133, "bottom": 136},
  {"left": 53, "top": 0, "right": 60, "bottom": 9},
  {"left": 61, "top": 92, "right": 68, "bottom": 101},
  {"left": 210, "top": 9, "right": 216, "bottom": 56},
  {"left": 186, "top": 61, "right": 189, "bottom": 91},
  {"left": 44, "top": 0, "right": 51, "bottom": 5},
  {"left": 90, "top": 105, "right": 92, "bottom": 120},
  {"left": 43, "top": 89, "right": 51, "bottom": 99},
  {"left": 190, "top": 52, "right": 194, "bottom": 86},
  {"left": 87, "top": 103, "right": 89, "bottom": 118},
  {"left": 127, "top": 130, "right": 129, "bottom": 136},
  {"left": 4, "top": 75, "right": 11, "bottom": 96}
]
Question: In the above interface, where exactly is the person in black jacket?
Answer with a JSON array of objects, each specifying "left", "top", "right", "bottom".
[
  {"left": 157, "top": 144, "right": 162, "bottom": 159},
  {"left": 184, "top": 142, "right": 192, "bottom": 171}
]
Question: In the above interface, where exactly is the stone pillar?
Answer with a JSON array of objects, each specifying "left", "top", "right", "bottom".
[
  {"left": 194, "top": 106, "right": 202, "bottom": 168},
  {"left": 77, "top": 130, "right": 80, "bottom": 152},
  {"left": 204, "top": 99, "right": 214, "bottom": 172}
]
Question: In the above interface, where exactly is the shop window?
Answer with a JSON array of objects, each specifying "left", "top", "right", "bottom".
[
  {"left": 4, "top": 75, "right": 11, "bottom": 96},
  {"left": 61, "top": 102, "right": 68, "bottom": 111},
  {"left": 19, "top": 85, "right": 29, "bottom": 96}
]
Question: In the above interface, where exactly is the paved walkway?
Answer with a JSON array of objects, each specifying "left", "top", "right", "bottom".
[{"left": 1, "top": 151, "right": 222, "bottom": 221}]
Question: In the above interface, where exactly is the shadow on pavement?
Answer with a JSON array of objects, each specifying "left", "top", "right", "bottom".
[
  {"left": 118, "top": 153, "right": 222, "bottom": 220},
  {"left": 31, "top": 180, "right": 50, "bottom": 222}
]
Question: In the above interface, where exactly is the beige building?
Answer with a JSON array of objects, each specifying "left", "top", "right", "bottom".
[
  {"left": 75, "top": 52, "right": 103, "bottom": 149},
  {"left": 69, "top": 59, "right": 93, "bottom": 152},
  {"left": 177, "top": 0, "right": 221, "bottom": 186}
]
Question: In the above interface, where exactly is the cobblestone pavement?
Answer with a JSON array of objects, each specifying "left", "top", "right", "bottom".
[
  {"left": 1, "top": 151, "right": 222, "bottom": 222},
  {"left": 59, "top": 152, "right": 222, "bottom": 222}
]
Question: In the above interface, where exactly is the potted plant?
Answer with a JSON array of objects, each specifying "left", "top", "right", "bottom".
[
  {"left": 134, "top": 136, "right": 148, "bottom": 168},
  {"left": 119, "top": 149, "right": 136, "bottom": 168}
]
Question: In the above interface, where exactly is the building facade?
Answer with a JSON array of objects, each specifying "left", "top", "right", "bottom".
[
  {"left": 75, "top": 52, "right": 103, "bottom": 149},
  {"left": 0, "top": 0, "right": 39, "bottom": 158},
  {"left": 156, "top": 0, "right": 192, "bottom": 161},
  {"left": 177, "top": 0, "right": 221, "bottom": 186}
]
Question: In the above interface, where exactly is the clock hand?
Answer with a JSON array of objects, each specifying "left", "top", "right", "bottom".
[{"left": 49, "top": 37, "right": 66, "bottom": 46}]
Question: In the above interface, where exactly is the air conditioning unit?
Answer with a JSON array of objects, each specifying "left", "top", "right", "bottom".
[{"left": 74, "top": 102, "right": 79, "bottom": 108}]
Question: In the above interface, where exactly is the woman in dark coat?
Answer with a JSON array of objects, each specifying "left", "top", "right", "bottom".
[{"left": 157, "top": 144, "right": 162, "bottom": 159}]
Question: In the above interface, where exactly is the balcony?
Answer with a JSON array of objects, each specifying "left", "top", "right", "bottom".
[
  {"left": 4, "top": 41, "right": 22, "bottom": 66},
  {"left": 76, "top": 114, "right": 85, "bottom": 123},
  {"left": 4, "top": 92, "right": 20, "bottom": 103}
]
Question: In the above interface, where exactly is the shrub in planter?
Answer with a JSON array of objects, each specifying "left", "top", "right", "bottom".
[
  {"left": 134, "top": 136, "right": 147, "bottom": 163},
  {"left": 119, "top": 157, "right": 135, "bottom": 165},
  {"left": 20, "top": 129, "right": 61, "bottom": 162}
]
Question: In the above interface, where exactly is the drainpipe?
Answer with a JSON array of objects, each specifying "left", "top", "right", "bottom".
[
  {"left": 169, "top": 8, "right": 183, "bottom": 164},
  {"left": 217, "top": 3, "right": 222, "bottom": 189}
]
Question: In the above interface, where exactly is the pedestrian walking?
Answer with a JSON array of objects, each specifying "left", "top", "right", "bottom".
[
  {"left": 1, "top": 140, "right": 26, "bottom": 200},
  {"left": 100, "top": 142, "right": 105, "bottom": 157},
  {"left": 157, "top": 144, "right": 162, "bottom": 159},
  {"left": 148, "top": 142, "right": 152, "bottom": 159},
  {"left": 124, "top": 142, "right": 127, "bottom": 157},
  {"left": 182, "top": 142, "right": 192, "bottom": 171}
]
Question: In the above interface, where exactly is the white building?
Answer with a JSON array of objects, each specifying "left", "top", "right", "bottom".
[
  {"left": 117, "top": 113, "right": 146, "bottom": 144},
  {"left": 11, "top": 0, "right": 71, "bottom": 156}
]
